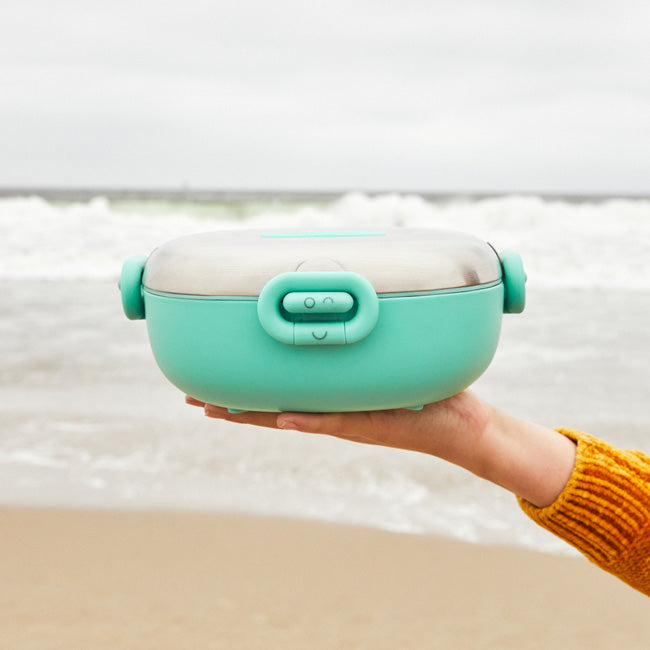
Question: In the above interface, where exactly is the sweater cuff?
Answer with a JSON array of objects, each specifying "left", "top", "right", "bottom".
[{"left": 518, "top": 428, "right": 650, "bottom": 568}]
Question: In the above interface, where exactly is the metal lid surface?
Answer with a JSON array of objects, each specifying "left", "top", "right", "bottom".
[{"left": 143, "top": 228, "right": 502, "bottom": 296}]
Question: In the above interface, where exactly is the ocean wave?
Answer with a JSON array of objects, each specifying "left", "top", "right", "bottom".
[{"left": 1, "top": 193, "right": 648, "bottom": 289}]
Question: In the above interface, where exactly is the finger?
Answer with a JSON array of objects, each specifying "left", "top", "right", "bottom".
[
  {"left": 185, "top": 395, "right": 206, "bottom": 407},
  {"left": 276, "top": 409, "right": 426, "bottom": 450},
  {"left": 203, "top": 404, "right": 229, "bottom": 417},
  {"left": 277, "top": 411, "right": 375, "bottom": 439},
  {"left": 204, "top": 404, "right": 282, "bottom": 429}
]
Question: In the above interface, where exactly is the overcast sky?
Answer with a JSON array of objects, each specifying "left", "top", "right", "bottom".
[{"left": 1, "top": 0, "right": 649, "bottom": 194}]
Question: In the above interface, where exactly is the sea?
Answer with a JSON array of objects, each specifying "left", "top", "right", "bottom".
[{"left": 1, "top": 190, "right": 649, "bottom": 555}]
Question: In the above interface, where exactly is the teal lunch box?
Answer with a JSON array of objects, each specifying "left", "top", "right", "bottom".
[{"left": 120, "top": 229, "right": 526, "bottom": 413}]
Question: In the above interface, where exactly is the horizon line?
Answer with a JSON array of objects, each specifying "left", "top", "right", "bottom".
[{"left": 0, "top": 186, "right": 648, "bottom": 203}]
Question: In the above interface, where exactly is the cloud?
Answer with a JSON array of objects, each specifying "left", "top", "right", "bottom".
[{"left": 1, "top": 0, "right": 649, "bottom": 193}]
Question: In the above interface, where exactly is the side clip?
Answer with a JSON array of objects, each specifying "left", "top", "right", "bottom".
[
  {"left": 499, "top": 250, "right": 526, "bottom": 314},
  {"left": 119, "top": 254, "right": 147, "bottom": 320}
]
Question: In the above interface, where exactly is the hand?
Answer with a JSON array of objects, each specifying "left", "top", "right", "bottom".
[
  {"left": 186, "top": 390, "right": 490, "bottom": 458},
  {"left": 185, "top": 391, "right": 576, "bottom": 508}
]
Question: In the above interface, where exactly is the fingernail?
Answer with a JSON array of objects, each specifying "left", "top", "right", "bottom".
[{"left": 277, "top": 416, "right": 298, "bottom": 430}]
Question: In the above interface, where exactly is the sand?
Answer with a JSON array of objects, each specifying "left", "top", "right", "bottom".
[{"left": 0, "top": 507, "right": 647, "bottom": 649}]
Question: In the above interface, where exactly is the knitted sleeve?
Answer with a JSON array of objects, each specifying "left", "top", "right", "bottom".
[{"left": 518, "top": 428, "right": 650, "bottom": 597}]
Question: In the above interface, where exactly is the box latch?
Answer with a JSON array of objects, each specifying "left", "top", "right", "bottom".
[{"left": 257, "top": 272, "right": 378, "bottom": 345}]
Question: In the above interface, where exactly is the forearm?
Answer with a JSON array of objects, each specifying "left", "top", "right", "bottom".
[
  {"left": 470, "top": 404, "right": 577, "bottom": 507},
  {"left": 409, "top": 393, "right": 577, "bottom": 508}
]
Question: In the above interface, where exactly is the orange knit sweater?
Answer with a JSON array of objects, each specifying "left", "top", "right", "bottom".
[{"left": 518, "top": 428, "right": 650, "bottom": 597}]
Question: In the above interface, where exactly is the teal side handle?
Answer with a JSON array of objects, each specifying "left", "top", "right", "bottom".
[
  {"left": 257, "top": 272, "right": 379, "bottom": 345},
  {"left": 119, "top": 254, "right": 147, "bottom": 320},
  {"left": 499, "top": 250, "right": 526, "bottom": 314}
]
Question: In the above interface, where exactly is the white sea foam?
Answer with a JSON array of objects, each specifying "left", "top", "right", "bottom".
[{"left": 0, "top": 193, "right": 648, "bottom": 289}]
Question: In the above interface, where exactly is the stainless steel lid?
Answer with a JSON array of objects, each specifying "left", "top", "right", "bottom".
[{"left": 143, "top": 228, "right": 502, "bottom": 296}]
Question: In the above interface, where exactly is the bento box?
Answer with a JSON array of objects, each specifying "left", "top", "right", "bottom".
[{"left": 120, "top": 229, "right": 526, "bottom": 412}]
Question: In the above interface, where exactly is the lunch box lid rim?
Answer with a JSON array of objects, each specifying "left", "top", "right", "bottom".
[{"left": 142, "top": 228, "right": 503, "bottom": 296}]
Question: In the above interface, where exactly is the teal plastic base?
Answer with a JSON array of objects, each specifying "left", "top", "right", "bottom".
[
  {"left": 143, "top": 285, "right": 504, "bottom": 413},
  {"left": 225, "top": 405, "right": 424, "bottom": 414}
]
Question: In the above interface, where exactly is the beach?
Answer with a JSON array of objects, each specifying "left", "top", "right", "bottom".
[{"left": 2, "top": 506, "right": 649, "bottom": 650}]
